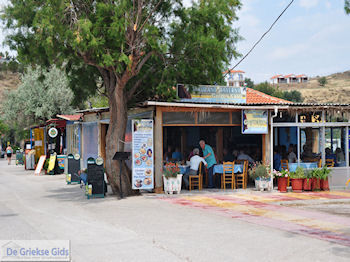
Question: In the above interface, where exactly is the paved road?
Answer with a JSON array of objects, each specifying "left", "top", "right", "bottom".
[{"left": 0, "top": 159, "right": 350, "bottom": 261}]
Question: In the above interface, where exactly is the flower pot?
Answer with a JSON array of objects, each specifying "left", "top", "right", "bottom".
[
  {"left": 291, "top": 178, "right": 303, "bottom": 192},
  {"left": 320, "top": 178, "right": 329, "bottom": 191},
  {"left": 255, "top": 177, "right": 273, "bottom": 191},
  {"left": 277, "top": 177, "right": 288, "bottom": 193},
  {"left": 312, "top": 178, "right": 321, "bottom": 191},
  {"left": 303, "top": 178, "right": 312, "bottom": 191},
  {"left": 163, "top": 174, "right": 183, "bottom": 194}
]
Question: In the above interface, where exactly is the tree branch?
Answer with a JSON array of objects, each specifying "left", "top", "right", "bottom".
[{"left": 127, "top": 66, "right": 156, "bottom": 100}]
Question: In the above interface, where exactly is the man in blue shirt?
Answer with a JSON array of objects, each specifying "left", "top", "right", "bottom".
[{"left": 199, "top": 140, "right": 217, "bottom": 188}]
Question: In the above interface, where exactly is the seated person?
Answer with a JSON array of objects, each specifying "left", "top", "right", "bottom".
[
  {"left": 223, "top": 148, "right": 234, "bottom": 162},
  {"left": 171, "top": 147, "right": 182, "bottom": 162},
  {"left": 301, "top": 145, "right": 313, "bottom": 161},
  {"left": 273, "top": 147, "right": 282, "bottom": 171},
  {"left": 237, "top": 150, "right": 254, "bottom": 164},
  {"left": 325, "top": 147, "right": 337, "bottom": 165},
  {"left": 78, "top": 169, "right": 88, "bottom": 185},
  {"left": 288, "top": 144, "right": 297, "bottom": 163},
  {"left": 183, "top": 148, "right": 207, "bottom": 189},
  {"left": 336, "top": 147, "right": 345, "bottom": 164},
  {"left": 164, "top": 146, "right": 173, "bottom": 162}
]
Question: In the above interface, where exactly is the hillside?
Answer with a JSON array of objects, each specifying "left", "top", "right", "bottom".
[
  {"left": 278, "top": 71, "right": 350, "bottom": 104},
  {"left": 0, "top": 71, "right": 20, "bottom": 102}
]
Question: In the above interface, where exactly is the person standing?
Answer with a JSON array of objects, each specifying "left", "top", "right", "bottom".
[
  {"left": 6, "top": 143, "right": 13, "bottom": 165},
  {"left": 199, "top": 140, "right": 217, "bottom": 188}
]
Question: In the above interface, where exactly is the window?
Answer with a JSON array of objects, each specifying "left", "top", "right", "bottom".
[
  {"left": 300, "top": 127, "right": 322, "bottom": 162},
  {"left": 325, "top": 127, "right": 346, "bottom": 167},
  {"left": 163, "top": 112, "right": 195, "bottom": 124},
  {"left": 197, "top": 112, "right": 230, "bottom": 124}
]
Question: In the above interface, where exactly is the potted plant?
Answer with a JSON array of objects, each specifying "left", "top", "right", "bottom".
[
  {"left": 303, "top": 169, "right": 313, "bottom": 191},
  {"left": 290, "top": 166, "right": 304, "bottom": 192},
  {"left": 319, "top": 166, "right": 331, "bottom": 191},
  {"left": 162, "top": 163, "right": 183, "bottom": 194},
  {"left": 249, "top": 163, "right": 273, "bottom": 191},
  {"left": 311, "top": 168, "right": 321, "bottom": 191},
  {"left": 273, "top": 169, "right": 289, "bottom": 193}
]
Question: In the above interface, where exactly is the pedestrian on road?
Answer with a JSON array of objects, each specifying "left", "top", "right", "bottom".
[
  {"left": 199, "top": 140, "right": 217, "bottom": 188},
  {"left": 6, "top": 143, "right": 13, "bottom": 165}
]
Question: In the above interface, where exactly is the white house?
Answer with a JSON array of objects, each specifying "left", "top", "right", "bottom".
[{"left": 223, "top": 70, "right": 245, "bottom": 87}]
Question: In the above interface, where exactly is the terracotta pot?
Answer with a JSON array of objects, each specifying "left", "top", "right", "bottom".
[
  {"left": 312, "top": 178, "right": 321, "bottom": 191},
  {"left": 278, "top": 177, "right": 288, "bottom": 193},
  {"left": 291, "top": 178, "right": 303, "bottom": 192},
  {"left": 321, "top": 178, "right": 329, "bottom": 191},
  {"left": 303, "top": 178, "right": 312, "bottom": 191}
]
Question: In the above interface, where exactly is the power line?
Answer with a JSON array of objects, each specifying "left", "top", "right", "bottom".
[{"left": 224, "top": 0, "right": 295, "bottom": 77}]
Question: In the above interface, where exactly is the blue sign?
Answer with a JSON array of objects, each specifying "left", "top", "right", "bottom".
[{"left": 242, "top": 110, "right": 268, "bottom": 134}]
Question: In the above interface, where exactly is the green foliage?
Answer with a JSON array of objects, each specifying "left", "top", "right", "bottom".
[
  {"left": 319, "top": 166, "right": 331, "bottom": 180},
  {"left": 290, "top": 166, "right": 305, "bottom": 179},
  {"left": 318, "top": 77, "right": 327, "bottom": 87},
  {"left": 1, "top": 66, "right": 74, "bottom": 128},
  {"left": 345, "top": 0, "right": 350, "bottom": 14},
  {"left": 249, "top": 163, "right": 270, "bottom": 180},
  {"left": 244, "top": 78, "right": 254, "bottom": 89},
  {"left": 253, "top": 82, "right": 303, "bottom": 102}
]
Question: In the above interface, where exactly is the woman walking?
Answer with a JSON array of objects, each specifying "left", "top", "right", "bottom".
[{"left": 6, "top": 143, "right": 13, "bottom": 165}]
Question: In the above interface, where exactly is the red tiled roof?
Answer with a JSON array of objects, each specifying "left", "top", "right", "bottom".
[
  {"left": 223, "top": 69, "right": 245, "bottom": 74},
  {"left": 271, "top": 74, "right": 282, "bottom": 79},
  {"left": 295, "top": 74, "right": 307, "bottom": 78},
  {"left": 246, "top": 88, "right": 293, "bottom": 104},
  {"left": 284, "top": 74, "right": 295, "bottom": 78},
  {"left": 57, "top": 114, "right": 82, "bottom": 121}
]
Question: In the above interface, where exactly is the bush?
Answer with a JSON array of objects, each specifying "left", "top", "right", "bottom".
[
  {"left": 290, "top": 166, "right": 305, "bottom": 179},
  {"left": 318, "top": 77, "right": 327, "bottom": 87}
]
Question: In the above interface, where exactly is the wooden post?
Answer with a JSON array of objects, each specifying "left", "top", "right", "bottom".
[{"left": 154, "top": 106, "right": 163, "bottom": 193}]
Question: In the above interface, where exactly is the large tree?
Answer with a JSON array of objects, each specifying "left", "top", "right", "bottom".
[
  {"left": 2, "top": 0, "right": 242, "bottom": 196},
  {"left": 346, "top": 0, "right": 350, "bottom": 14}
]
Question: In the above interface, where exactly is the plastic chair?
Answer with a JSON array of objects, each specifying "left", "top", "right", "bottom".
[
  {"left": 222, "top": 161, "right": 235, "bottom": 190},
  {"left": 189, "top": 162, "right": 203, "bottom": 191},
  {"left": 235, "top": 160, "right": 248, "bottom": 189}
]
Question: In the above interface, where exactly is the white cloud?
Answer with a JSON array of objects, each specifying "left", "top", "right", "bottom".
[{"left": 299, "top": 0, "right": 319, "bottom": 9}]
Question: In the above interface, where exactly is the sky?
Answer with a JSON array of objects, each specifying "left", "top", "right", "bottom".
[{"left": 0, "top": 0, "right": 350, "bottom": 83}]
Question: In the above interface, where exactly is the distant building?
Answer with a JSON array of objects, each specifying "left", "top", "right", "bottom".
[
  {"left": 271, "top": 74, "right": 308, "bottom": 85},
  {"left": 223, "top": 69, "right": 245, "bottom": 87}
]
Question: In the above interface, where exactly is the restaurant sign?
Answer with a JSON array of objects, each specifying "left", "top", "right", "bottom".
[
  {"left": 177, "top": 84, "right": 246, "bottom": 104},
  {"left": 242, "top": 110, "right": 268, "bottom": 134},
  {"left": 132, "top": 119, "right": 154, "bottom": 190}
]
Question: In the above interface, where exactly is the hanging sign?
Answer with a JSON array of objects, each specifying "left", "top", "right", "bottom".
[
  {"left": 132, "top": 119, "right": 154, "bottom": 190},
  {"left": 242, "top": 110, "right": 268, "bottom": 134},
  {"left": 48, "top": 127, "right": 58, "bottom": 138}
]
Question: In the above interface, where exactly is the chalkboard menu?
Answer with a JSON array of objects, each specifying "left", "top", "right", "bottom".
[
  {"left": 87, "top": 157, "right": 105, "bottom": 194},
  {"left": 67, "top": 154, "right": 80, "bottom": 182}
]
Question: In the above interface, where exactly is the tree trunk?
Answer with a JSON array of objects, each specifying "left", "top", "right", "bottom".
[{"left": 105, "top": 80, "right": 136, "bottom": 196}]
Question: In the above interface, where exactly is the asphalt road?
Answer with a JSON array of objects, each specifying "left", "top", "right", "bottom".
[{"left": 0, "top": 159, "right": 350, "bottom": 262}]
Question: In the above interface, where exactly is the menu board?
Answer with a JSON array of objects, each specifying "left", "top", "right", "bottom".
[
  {"left": 242, "top": 110, "right": 268, "bottom": 134},
  {"left": 132, "top": 119, "right": 154, "bottom": 190}
]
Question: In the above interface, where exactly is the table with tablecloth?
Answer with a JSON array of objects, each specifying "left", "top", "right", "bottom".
[
  {"left": 213, "top": 164, "right": 244, "bottom": 174},
  {"left": 288, "top": 162, "right": 318, "bottom": 172}
]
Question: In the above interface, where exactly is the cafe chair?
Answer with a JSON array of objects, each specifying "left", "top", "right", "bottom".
[
  {"left": 222, "top": 161, "right": 235, "bottom": 190},
  {"left": 189, "top": 162, "right": 203, "bottom": 191},
  {"left": 281, "top": 159, "right": 290, "bottom": 187},
  {"left": 235, "top": 160, "right": 248, "bottom": 189},
  {"left": 318, "top": 159, "right": 322, "bottom": 168},
  {"left": 325, "top": 159, "right": 334, "bottom": 167},
  {"left": 281, "top": 159, "right": 288, "bottom": 170}
]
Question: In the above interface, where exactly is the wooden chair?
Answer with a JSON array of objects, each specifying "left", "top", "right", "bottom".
[
  {"left": 189, "top": 162, "right": 203, "bottom": 191},
  {"left": 325, "top": 159, "right": 334, "bottom": 167},
  {"left": 235, "top": 160, "right": 248, "bottom": 189},
  {"left": 222, "top": 161, "right": 235, "bottom": 190},
  {"left": 281, "top": 159, "right": 288, "bottom": 170},
  {"left": 318, "top": 158, "right": 322, "bottom": 168}
]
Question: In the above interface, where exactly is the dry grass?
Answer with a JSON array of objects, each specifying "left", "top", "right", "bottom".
[{"left": 280, "top": 70, "right": 350, "bottom": 103}]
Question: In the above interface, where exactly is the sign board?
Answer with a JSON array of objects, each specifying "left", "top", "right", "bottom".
[
  {"left": 67, "top": 154, "right": 80, "bottom": 182},
  {"left": 57, "top": 155, "right": 66, "bottom": 170},
  {"left": 47, "top": 153, "right": 57, "bottom": 172},
  {"left": 87, "top": 157, "right": 105, "bottom": 194},
  {"left": 132, "top": 119, "right": 154, "bottom": 189},
  {"left": 48, "top": 127, "right": 58, "bottom": 138},
  {"left": 177, "top": 84, "right": 246, "bottom": 104},
  {"left": 242, "top": 110, "right": 268, "bottom": 134},
  {"left": 34, "top": 155, "right": 46, "bottom": 175}
]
